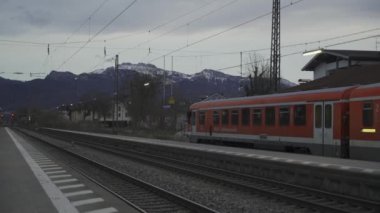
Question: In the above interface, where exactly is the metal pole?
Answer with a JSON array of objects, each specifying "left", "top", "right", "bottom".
[
  {"left": 163, "top": 56, "right": 166, "bottom": 104},
  {"left": 171, "top": 56, "right": 173, "bottom": 96},
  {"left": 115, "top": 54, "right": 119, "bottom": 128},
  {"left": 240, "top": 51, "right": 243, "bottom": 77}
]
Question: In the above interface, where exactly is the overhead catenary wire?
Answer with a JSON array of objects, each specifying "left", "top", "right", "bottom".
[
  {"left": 1, "top": 26, "right": 379, "bottom": 49},
  {"left": 148, "top": 0, "right": 305, "bottom": 63},
  {"left": 42, "top": 30, "right": 380, "bottom": 75},
  {"left": 89, "top": 0, "right": 240, "bottom": 71},
  {"left": 57, "top": 0, "right": 138, "bottom": 70},
  {"left": 148, "top": 0, "right": 218, "bottom": 33},
  {"left": 215, "top": 34, "right": 380, "bottom": 73},
  {"left": 89, "top": 0, "right": 219, "bottom": 42},
  {"left": 58, "top": 0, "right": 112, "bottom": 47},
  {"left": 120, "top": 0, "right": 240, "bottom": 54}
]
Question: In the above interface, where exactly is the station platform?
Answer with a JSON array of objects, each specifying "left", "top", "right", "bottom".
[
  {"left": 0, "top": 127, "right": 61, "bottom": 213},
  {"left": 45, "top": 128, "right": 380, "bottom": 175},
  {"left": 0, "top": 127, "right": 140, "bottom": 213}
]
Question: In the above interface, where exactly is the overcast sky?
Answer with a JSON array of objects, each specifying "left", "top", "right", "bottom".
[{"left": 0, "top": 0, "right": 379, "bottom": 83}]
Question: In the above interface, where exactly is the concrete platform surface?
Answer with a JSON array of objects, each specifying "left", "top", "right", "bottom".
[
  {"left": 1, "top": 127, "right": 140, "bottom": 213},
  {"left": 0, "top": 127, "right": 60, "bottom": 213}
]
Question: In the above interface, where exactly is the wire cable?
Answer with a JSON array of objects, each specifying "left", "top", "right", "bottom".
[
  {"left": 148, "top": 0, "right": 304, "bottom": 63},
  {"left": 57, "top": 0, "right": 138, "bottom": 70},
  {"left": 123, "top": 0, "right": 240, "bottom": 53}
]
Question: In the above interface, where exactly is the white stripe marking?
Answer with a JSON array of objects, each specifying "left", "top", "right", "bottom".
[
  {"left": 46, "top": 170, "right": 67, "bottom": 175},
  {"left": 58, "top": 184, "right": 85, "bottom": 190},
  {"left": 40, "top": 164, "right": 59, "bottom": 168},
  {"left": 49, "top": 174, "right": 72, "bottom": 179},
  {"left": 35, "top": 160, "right": 53, "bottom": 163},
  {"left": 31, "top": 155, "right": 46, "bottom": 158},
  {"left": 38, "top": 162, "right": 56, "bottom": 165},
  {"left": 53, "top": 178, "right": 78, "bottom": 184},
  {"left": 43, "top": 167, "right": 63, "bottom": 171},
  {"left": 340, "top": 166, "right": 351, "bottom": 170},
  {"left": 84, "top": 207, "right": 118, "bottom": 213},
  {"left": 64, "top": 190, "right": 93, "bottom": 197},
  {"left": 72, "top": 198, "right": 104, "bottom": 207},
  {"left": 5, "top": 128, "right": 79, "bottom": 213},
  {"left": 34, "top": 158, "right": 50, "bottom": 161},
  {"left": 363, "top": 169, "right": 375, "bottom": 173}
]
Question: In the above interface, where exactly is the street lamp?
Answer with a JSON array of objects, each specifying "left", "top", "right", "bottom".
[{"left": 303, "top": 49, "right": 323, "bottom": 56}]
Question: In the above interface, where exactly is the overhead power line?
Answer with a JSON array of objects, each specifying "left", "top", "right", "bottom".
[
  {"left": 121, "top": 0, "right": 239, "bottom": 54},
  {"left": 215, "top": 34, "right": 380, "bottom": 73},
  {"left": 59, "top": 0, "right": 112, "bottom": 46},
  {"left": 103, "top": 0, "right": 220, "bottom": 42},
  {"left": 57, "top": 0, "right": 138, "bottom": 70},
  {"left": 148, "top": 0, "right": 219, "bottom": 33},
  {"left": 324, "top": 34, "right": 380, "bottom": 48},
  {"left": 90, "top": 0, "right": 238, "bottom": 71},
  {"left": 148, "top": 0, "right": 304, "bottom": 63}
]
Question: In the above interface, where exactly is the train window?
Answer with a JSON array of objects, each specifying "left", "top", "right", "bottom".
[
  {"left": 231, "top": 110, "right": 239, "bottom": 125},
  {"left": 279, "top": 107, "right": 290, "bottom": 126},
  {"left": 253, "top": 109, "right": 262, "bottom": 126},
  {"left": 213, "top": 111, "right": 220, "bottom": 125},
  {"left": 294, "top": 105, "right": 306, "bottom": 126},
  {"left": 198, "top": 111, "right": 205, "bottom": 125},
  {"left": 242, "top": 108, "right": 250, "bottom": 126},
  {"left": 265, "top": 107, "right": 275, "bottom": 126},
  {"left": 363, "top": 103, "right": 373, "bottom": 127},
  {"left": 222, "top": 110, "right": 229, "bottom": 125},
  {"left": 315, "top": 105, "right": 322, "bottom": 128},
  {"left": 325, "top": 105, "right": 332, "bottom": 128}
]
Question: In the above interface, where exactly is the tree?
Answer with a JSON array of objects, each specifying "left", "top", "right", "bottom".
[
  {"left": 123, "top": 73, "right": 161, "bottom": 128},
  {"left": 79, "top": 91, "right": 112, "bottom": 121},
  {"left": 244, "top": 53, "right": 272, "bottom": 95}
]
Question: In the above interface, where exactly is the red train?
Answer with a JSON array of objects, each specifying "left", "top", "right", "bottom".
[{"left": 187, "top": 83, "right": 380, "bottom": 161}]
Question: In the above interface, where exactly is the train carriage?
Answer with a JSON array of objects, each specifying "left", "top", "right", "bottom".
[{"left": 187, "top": 83, "right": 380, "bottom": 161}]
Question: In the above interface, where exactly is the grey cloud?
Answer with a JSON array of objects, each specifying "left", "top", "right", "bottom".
[{"left": 0, "top": 0, "right": 379, "bottom": 38}]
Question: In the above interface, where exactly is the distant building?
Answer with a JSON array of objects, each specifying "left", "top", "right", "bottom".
[
  {"left": 69, "top": 102, "right": 131, "bottom": 127},
  {"left": 302, "top": 49, "right": 380, "bottom": 80}
]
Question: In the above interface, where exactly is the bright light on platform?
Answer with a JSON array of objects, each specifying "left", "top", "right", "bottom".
[
  {"left": 361, "top": 128, "right": 376, "bottom": 133},
  {"left": 303, "top": 49, "right": 322, "bottom": 56}
]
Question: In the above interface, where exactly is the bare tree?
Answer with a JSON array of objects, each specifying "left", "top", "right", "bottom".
[
  {"left": 244, "top": 53, "right": 272, "bottom": 95},
  {"left": 124, "top": 73, "right": 161, "bottom": 128},
  {"left": 79, "top": 92, "right": 111, "bottom": 121}
]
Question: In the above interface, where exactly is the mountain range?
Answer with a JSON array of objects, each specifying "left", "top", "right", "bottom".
[{"left": 0, "top": 63, "right": 296, "bottom": 111}]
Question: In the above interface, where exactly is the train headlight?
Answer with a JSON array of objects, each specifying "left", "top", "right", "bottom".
[{"left": 361, "top": 128, "right": 376, "bottom": 133}]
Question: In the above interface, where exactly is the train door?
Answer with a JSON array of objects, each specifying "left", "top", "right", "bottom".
[{"left": 314, "top": 102, "right": 334, "bottom": 156}]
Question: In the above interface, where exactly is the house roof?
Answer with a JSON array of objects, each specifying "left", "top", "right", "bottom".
[
  {"left": 302, "top": 49, "right": 380, "bottom": 71},
  {"left": 283, "top": 63, "right": 380, "bottom": 92}
]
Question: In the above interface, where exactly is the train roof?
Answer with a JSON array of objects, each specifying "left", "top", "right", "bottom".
[
  {"left": 190, "top": 85, "right": 361, "bottom": 110},
  {"left": 349, "top": 82, "right": 380, "bottom": 99}
]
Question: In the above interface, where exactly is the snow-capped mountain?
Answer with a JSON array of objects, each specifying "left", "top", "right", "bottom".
[{"left": 0, "top": 63, "right": 296, "bottom": 110}]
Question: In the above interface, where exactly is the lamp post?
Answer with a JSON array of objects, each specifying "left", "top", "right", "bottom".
[{"left": 303, "top": 49, "right": 323, "bottom": 56}]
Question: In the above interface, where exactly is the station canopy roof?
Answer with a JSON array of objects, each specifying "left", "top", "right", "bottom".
[{"left": 302, "top": 49, "right": 380, "bottom": 71}]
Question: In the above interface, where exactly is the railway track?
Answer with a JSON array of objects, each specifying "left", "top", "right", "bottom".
[
  {"left": 39, "top": 130, "right": 380, "bottom": 213},
  {"left": 17, "top": 129, "right": 216, "bottom": 213}
]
